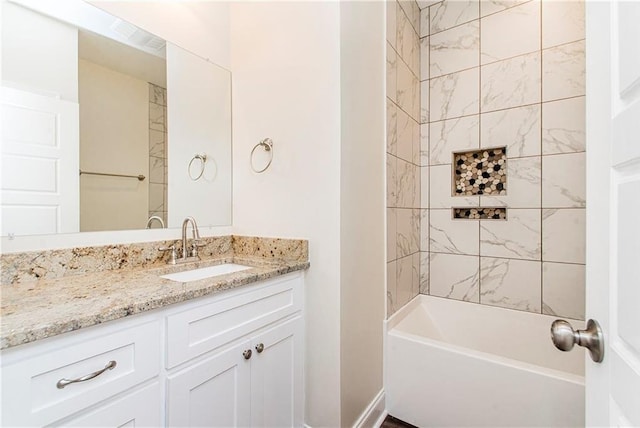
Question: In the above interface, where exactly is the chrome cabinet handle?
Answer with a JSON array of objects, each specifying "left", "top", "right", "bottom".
[
  {"left": 56, "top": 360, "right": 117, "bottom": 389},
  {"left": 243, "top": 349, "right": 252, "bottom": 360},
  {"left": 551, "top": 319, "right": 604, "bottom": 363},
  {"left": 255, "top": 343, "right": 264, "bottom": 353}
]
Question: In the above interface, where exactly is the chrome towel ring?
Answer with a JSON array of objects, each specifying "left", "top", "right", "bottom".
[
  {"left": 188, "top": 153, "right": 207, "bottom": 181},
  {"left": 250, "top": 138, "right": 273, "bottom": 173}
]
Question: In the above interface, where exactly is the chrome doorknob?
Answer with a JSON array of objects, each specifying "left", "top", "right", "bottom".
[{"left": 550, "top": 319, "right": 604, "bottom": 363}]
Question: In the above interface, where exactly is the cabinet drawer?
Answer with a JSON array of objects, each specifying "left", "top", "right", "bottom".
[
  {"left": 167, "top": 272, "right": 302, "bottom": 368},
  {"left": 1, "top": 319, "right": 160, "bottom": 427}
]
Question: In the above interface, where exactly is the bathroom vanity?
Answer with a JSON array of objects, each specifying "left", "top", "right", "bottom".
[{"left": 0, "top": 236, "right": 308, "bottom": 427}]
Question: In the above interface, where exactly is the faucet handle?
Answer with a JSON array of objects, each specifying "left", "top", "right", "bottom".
[
  {"left": 159, "top": 245, "right": 178, "bottom": 265},
  {"left": 190, "top": 239, "right": 206, "bottom": 258}
]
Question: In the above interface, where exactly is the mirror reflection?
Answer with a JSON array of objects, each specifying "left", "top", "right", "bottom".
[{"left": 0, "top": 0, "right": 232, "bottom": 237}]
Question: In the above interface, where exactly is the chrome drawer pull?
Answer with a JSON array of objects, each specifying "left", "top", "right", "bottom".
[{"left": 56, "top": 360, "right": 117, "bottom": 389}]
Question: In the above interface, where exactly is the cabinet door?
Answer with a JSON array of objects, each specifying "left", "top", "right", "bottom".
[
  {"left": 167, "top": 341, "right": 251, "bottom": 427},
  {"left": 52, "top": 382, "right": 161, "bottom": 427},
  {"left": 250, "top": 316, "right": 304, "bottom": 427}
]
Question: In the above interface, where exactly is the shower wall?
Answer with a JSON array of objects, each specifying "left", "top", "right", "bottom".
[
  {"left": 420, "top": 0, "right": 586, "bottom": 320},
  {"left": 386, "top": 0, "right": 423, "bottom": 317}
]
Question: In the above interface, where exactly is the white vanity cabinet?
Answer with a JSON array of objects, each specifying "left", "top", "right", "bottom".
[
  {"left": 0, "top": 271, "right": 304, "bottom": 427},
  {"left": 166, "top": 272, "right": 304, "bottom": 427}
]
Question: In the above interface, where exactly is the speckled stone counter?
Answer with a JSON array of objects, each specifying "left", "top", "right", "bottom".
[{"left": 0, "top": 236, "right": 309, "bottom": 350}]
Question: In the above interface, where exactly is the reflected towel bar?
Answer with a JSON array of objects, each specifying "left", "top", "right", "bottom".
[{"left": 79, "top": 169, "right": 145, "bottom": 181}]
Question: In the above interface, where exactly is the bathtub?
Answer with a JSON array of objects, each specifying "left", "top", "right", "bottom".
[{"left": 385, "top": 295, "right": 585, "bottom": 427}]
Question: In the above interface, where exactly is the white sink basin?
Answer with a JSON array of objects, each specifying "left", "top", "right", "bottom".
[{"left": 160, "top": 263, "right": 252, "bottom": 282}]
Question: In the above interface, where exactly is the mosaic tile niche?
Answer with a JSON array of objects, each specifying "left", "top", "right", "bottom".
[
  {"left": 453, "top": 207, "right": 507, "bottom": 220},
  {"left": 453, "top": 147, "right": 507, "bottom": 196}
]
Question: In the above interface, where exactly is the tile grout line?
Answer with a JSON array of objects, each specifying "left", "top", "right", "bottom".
[{"left": 539, "top": 0, "right": 544, "bottom": 315}]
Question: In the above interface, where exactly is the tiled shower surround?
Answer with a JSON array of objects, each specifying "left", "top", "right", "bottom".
[
  {"left": 386, "top": 0, "right": 586, "bottom": 320},
  {"left": 148, "top": 83, "right": 168, "bottom": 226},
  {"left": 386, "top": 0, "right": 423, "bottom": 317}
]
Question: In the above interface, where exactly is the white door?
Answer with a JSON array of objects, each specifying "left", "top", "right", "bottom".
[
  {"left": 1, "top": 86, "right": 79, "bottom": 236},
  {"left": 166, "top": 341, "right": 251, "bottom": 427},
  {"left": 586, "top": 1, "right": 640, "bottom": 426},
  {"left": 250, "top": 316, "right": 304, "bottom": 428}
]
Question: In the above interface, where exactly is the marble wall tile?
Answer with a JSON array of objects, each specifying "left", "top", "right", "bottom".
[
  {"left": 430, "top": 67, "right": 479, "bottom": 121},
  {"left": 480, "top": 257, "right": 542, "bottom": 312},
  {"left": 430, "top": 115, "right": 480, "bottom": 165},
  {"left": 542, "top": 0, "right": 584, "bottom": 49},
  {"left": 430, "top": 164, "right": 479, "bottom": 208},
  {"left": 420, "top": 7, "right": 430, "bottom": 38},
  {"left": 542, "top": 208, "right": 585, "bottom": 264},
  {"left": 542, "top": 152, "right": 586, "bottom": 208},
  {"left": 412, "top": 252, "right": 421, "bottom": 296},
  {"left": 421, "top": 166, "right": 429, "bottom": 209},
  {"left": 398, "top": 158, "right": 416, "bottom": 207},
  {"left": 420, "top": 124, "right": 430, "bottom": 166},
  {"left": 480, "top": 0, "right": 530, "bottom": 18},
  {"left": 397, "top": 254, "right": 416, "bottom": 307},
  {"left": 430, "top": 0, "right": 479, "bottom": 34},
  {"left": 542, "top": 96, "right": 585, "bottom": 155},
  {"left": 149, "top": 129, "right": 165, "bottom": 158},
  {"left": 420, "top": 208, "right": 429, "bottom": 250},
  {"left": 149, "top": 102, "right": 165, "bottom": 132},
  {"left": 397, "top": 209, "right": 421, "bottom": 257},
  {"left": 398, "top": 59, "right": 420, "bottom": 121},
  {"left": 420, "top": 252, "right": 430, "bottom": 294},
  {"left": 399, "top": 0, "right": 420, "bottom": 34},
  {"left": 149, "top": 84, "right": 166, "bottom": 106},
  {"left": 388, "top": 0, "right": 397, "bottom": 48},
  {"left": 397, "top": 107, "right": 414, "bottom": 162},
  {"left": 387, "top": 99, "right": 398, "bottom": 155},
  {"left": 421, "top": 80, "right": 429, "bottom": 124},
  {"left": 430, "top": 21, "right": 479, "bottom": 78},
  {"left": 398, "top": 5, "right": 419, "bottom": 76},
  {"left": 429, "top": 252, "right": 480, "bottom": 302},
  {"left": 480, "top": 156, "right": 541, "bottom": 208},
  {"left": 480, "top": 104, "right": 541, "bottom": 158},
  {"left": 387, "top": 45, "right": 398, "bottom": 105},
  {"left": 412, "top": 116, "right": 421, "bottom": 164},
  {"left": 149, "top": 156, "right": 165, "bottom": 184},
  {"left": 388, "top": 208, "right": 397, "bottom": 262},
  {"left": 413, "top": 165, "right": 421, "bottom": 208},
  {"left": 387, "top": 154, "right": 398, "bottom": 207},
  {"left": 149, "top": 183, "right": 165, "bottom": 213},
  {"left": 420, "top": 37, "right": 430, "bottom": 81},
  {"left": 543, "top": 262, "right": 585, "bottom": 320},
  {"left": 542, "top": 40, "right": 585, "bottom": 102},
  {"left": 480, "top": 1, "right": 540, "bottom": 65},
  {"left": 481, "top": 52, "right": 541, "bottom": 112},
  {"left": 430, "top": 209, "right": 479, "bottom": 255},
  {"left": 480, "top": 209, "right": 541, "bottom": 260},
  {"left": 417, "top": 0, "right": 442, "bottom": 10},
  {"left": 387, "top": 260, "right": 398, "bottom": 317}
]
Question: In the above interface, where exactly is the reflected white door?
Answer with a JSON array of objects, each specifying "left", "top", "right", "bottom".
[
  {"left": 1, "top": 87, "right": 79, "bottom": 235},
  {"left": 586, "top": 1, "right": 640, "bottom": 426}
]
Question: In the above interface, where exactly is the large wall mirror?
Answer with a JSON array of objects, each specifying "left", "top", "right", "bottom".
[{"left": 1, "top": 0, "right": 232, "bottom": 238}]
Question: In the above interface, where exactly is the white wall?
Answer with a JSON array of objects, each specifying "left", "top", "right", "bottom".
[
  {"left": 339, "top": 2, "right": 386, "bottom": 425},
  {"left": 166, "top": 43, "right": 232, "bottom": 228},
  {"left": 78, "top": 59, "right": 149, "bottom": 232},
  {"left": 229, "top": 2, "right": 342, "bottom": 426},
  {"left": 1, "top": 2, "right": 78, "bottom": 101}
]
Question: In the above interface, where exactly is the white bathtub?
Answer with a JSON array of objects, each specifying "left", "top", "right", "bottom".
[{"left": 385, "top": 295, "right": 585, "bottom": 427}]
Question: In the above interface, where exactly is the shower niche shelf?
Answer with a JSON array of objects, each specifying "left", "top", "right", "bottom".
[
  {"left": 453, "top": 147, "right": 507, "bottom": 196},
  {"left": 453, "top": 207, "right": 507, "bottom": 220}
]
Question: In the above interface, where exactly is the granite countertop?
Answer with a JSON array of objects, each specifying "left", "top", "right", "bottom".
[{"left": 0, "top": 256, "right": 309, "bottom": 350}]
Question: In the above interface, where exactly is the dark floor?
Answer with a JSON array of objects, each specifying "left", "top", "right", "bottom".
[{"left": 380, "top": 415, "right": 418, "bottom": 428}]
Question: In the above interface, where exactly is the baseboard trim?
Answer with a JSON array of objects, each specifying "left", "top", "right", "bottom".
[{"left": 353, "top": 389, "right": 386, "bottom": 428}]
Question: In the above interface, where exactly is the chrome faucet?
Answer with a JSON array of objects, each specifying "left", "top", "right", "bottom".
[
  {"left": 181, "top": 217, "right": 202, "bottom": 260},
  {"left": 146, "top": 215, "right": 165, "bottom": 229}
]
